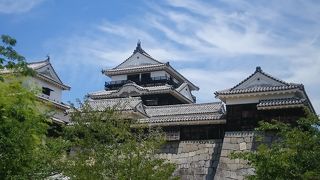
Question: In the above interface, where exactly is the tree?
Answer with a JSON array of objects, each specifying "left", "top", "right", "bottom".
[
  {"left": 0, "top": 77, "right": 64, "bottom": 179},
  {"left": 0, "top": 35, "right": 64, "bottom": 179},
  {"left": 0, "top": 34, "right": 33, "bottom": 79},
  {"left": 59, "top": 102, "right": 177, "bottom": 180},
  {"left": 231, "top": 111, "right": 320, "bottom": 180}
]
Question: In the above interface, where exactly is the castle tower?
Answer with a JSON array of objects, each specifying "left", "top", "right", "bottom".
[
  {"left": 89, "top": 42, "right": 198, "bottom": 106},
  {"left": 215, "top": 66, "right": 316, "bottom": 131}
]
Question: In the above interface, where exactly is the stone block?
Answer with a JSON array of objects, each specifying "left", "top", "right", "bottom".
[
  {"left": 198, "top": 160, "right": 205, "bottom": 166},
  {"left": 244, "top": 136, "right": 253, "bottom": 143},
  {"left": 230, "top": 137, "right": 238, "bottom": 144},
  {"left": 223, "top": 143, "right": 238, "bottom": 150},
  {"left": 195, "top": 149, "right": 202, "bottom": 155},
  {"left": 205, "top": 143, "right": 214, "bottom": 148},
  {"left": 189, "top": 151, "right": 196, "bottom": 157},
  {"left": 239, "top": 142, "right": 247, "bottom": 151},
  {"left": 224, "top": 170, "right": 237, "bottom": 179},
  {"left": 205, "top": 160, "right": 211, "bottom": 168},
  {"left": 234, "top": 158, "right": 240, "bottom": 164},
  {"left": 180, "top": 158, "right": 188, "bottom": 164},
  {"left": 220, "top": 150, "right": 230, "bottom": 157},
  {"left": 208, "top": 148, "right": 214, "bottom": 155},
  {"left": 193, "top": 155, "right": 200, "bottom": 161},
  {"left": 223, "top": 137, "right": 231, "bottom": 143},
  {"left": 246, "top": 142, "right": 253, "bottom": 150},
  {"left": 237, "top": 138, "right": 245, "bottom": 143}
]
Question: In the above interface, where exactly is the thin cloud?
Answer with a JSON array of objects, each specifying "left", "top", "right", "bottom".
[
  {"left": 0, "top": 0, "right": 44, "bottom": 14},
  {"left": 44, "top": 0, "right": 320, "bottom": 113}
]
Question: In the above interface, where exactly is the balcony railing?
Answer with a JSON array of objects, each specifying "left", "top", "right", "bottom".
[{"left": 105, "top": 76, "right": 180, "bottom": 90}]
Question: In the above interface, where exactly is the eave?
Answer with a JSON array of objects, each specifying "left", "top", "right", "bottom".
[
  {"left": 37, "top": 95, "right": 70, "bottom": 110},
  {"left": 133, "top": 119, "right": 226, "bottom": 127},
  {"left": 104, "top": 63, "right": 199, "bottom": 91},
  {"left": 37, "top": 74, "right": 71, "bottom": 90},
  {"left": 257, "top": 104, "right": 306, "bottom": 110},
  {"left": 216, "top": 88, "right": 300, "bottom": 103}
]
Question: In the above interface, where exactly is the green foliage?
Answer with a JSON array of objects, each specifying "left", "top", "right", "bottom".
[
  {"left": 0, "top": 35, "right": 34, "bottom": 79},
  {"left": 60, "top": 102, "right": 177, "bottom": 180},
  {"left": 231, "top": 111, "right": 320, "bottom": 180},
  {"left": 0, "top": 35, "right": 65, "bottom": 179},
  {"left": 0, "top": 77, "right": 65, "bottom": 179}
]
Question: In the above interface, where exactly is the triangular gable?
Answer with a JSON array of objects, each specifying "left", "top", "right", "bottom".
[
  {"left": 233, "top": 67, "right": 289, "bottom": 90},
  {"left": 114, "top": 42, "right": 163, "bottom": 69},
  {"left": 115, "top": 52, "right": 162, "bottom": 69},
  {"left": 176, "top": 83, "right": 194, "bottom": 102},
  {"left": 36, "top": 63, "right": 63, "bottom": 84}
]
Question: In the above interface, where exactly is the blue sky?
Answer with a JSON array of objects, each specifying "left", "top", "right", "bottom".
[{"left": 1, "top": 0, "right": 319, "bottom": 113}]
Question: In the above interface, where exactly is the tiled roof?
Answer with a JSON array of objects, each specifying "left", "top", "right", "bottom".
[
  {"left": 86, "top": 96, "right": 226, "bottom": 126},
  {"left": 88, "top": 83, "right": 173, "bottom": 98},
  {"left": 89, "top": 90, "right": 117, "bottom": 96},
  {"left": 257, "top": 97, "right": 306, "bottom": 108},
  {"left": 145, "top": 102, "right": 224, "bottom": 117},
  {"left": 87, "top": 97, "right": 142, "bottom": 111},
  {"left": 0, "top": 59, "right": 49, "bottom": 73},
  {"left": 103, "top": 43, "right": 199, "bottom": 91},
  {"left": 138, "top": 113, "right": 225, "bottom": 125},
  {"left": 215, "top": 67, "right": 302, "bottom": 96},
  {"left": 28, "top": 59, "right": 50, "bottom": 70},
  {"left": 27, "top": 58, "right": 70, "bottom": 90},
  {"left": 216, "top": 84, "right": 302, "bottom": 95},
  {"left": 107, "top": 63, "right": 166, "bottom": 72},
  {"left": 135, "top": 102, "right": 225, "bottom": 126}
]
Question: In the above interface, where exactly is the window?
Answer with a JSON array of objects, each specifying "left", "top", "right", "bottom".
[
  {"left": 42, "top": 87, "right": 53, "bottom": 96},
  {"left": 141, "top": 73, "right": 151, "bottom": 81},
  {"left": 145, "top": 99, "right": 158, "bottom": 106},
  {"left": 127, "top": 74, "right": 140, "bottom": 83}
]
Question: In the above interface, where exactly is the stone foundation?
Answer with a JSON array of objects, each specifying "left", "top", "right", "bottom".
[
  {"left": 158, "top": 131, "right": 274, "bottom": 179},
  {"left": 214, "top": 131, "right": 256, "bottom": 180},
  {"left": 159, "top": 140, "right": 222, "bottom": 180}
]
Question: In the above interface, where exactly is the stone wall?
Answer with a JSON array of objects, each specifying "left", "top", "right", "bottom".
[
  {"left": 158, "top": 131, "right": 274, "bottom": 179},
  {"left": 158, "top": 140, "right": 223, "bottom": 180},
  {"left": 214, "top": 131, "right": 256, "bottom": 180}
]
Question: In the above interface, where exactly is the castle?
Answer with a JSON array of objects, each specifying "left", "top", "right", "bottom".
[{"left": 25, "top": 42, "right": 315, "bottom": 179}]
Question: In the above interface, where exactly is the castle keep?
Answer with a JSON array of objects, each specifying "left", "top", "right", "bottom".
[
  {"left": 21, "top": 47, "right": 314, "bottom": 179},
  {"left": 84, "top": 42, "right": 315, "bottom": 179}
]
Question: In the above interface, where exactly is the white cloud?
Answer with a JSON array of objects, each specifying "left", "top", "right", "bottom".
[
  {"left": 179, "top": 68, "right": 248, "bottom": 102},
  {"left": 0, "top": 0, "right": 44, "bottom": 14},
  {"left": 44, "top": 0, "right": 320, "bottom": 113}
]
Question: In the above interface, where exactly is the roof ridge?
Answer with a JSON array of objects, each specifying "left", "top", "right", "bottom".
[
  {"left": 89, "top": 97, "right": 142, "bottom": 102},
  {"left": 149, "top": 112, "right": 223, "bottom": 117},
  {"left": 108, "top": 63, "right": 165, "bottom": 71},
  {"left": 27, "top": 58, "right": 49, "bottom": 65}
]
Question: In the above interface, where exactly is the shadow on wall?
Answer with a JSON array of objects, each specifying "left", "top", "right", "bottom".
[
  {"left": 158, "top": 139, "right": 223, "bottom": 180},
  {"left": 213, "top": 131, "right": 277, "bottom": 180}
]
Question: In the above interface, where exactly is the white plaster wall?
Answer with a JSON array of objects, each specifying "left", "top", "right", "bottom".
[
  {"left": 29, "top": 77, "right": 63, "bottom": 102},
  {"left": 235, "top": 73, "right": 284, "bottom": 90},
  {"left": 180, "top": 85, "right": 194, "bottom": 102},
  {"left": 111, "top": 75, "right": 127, "bottom": 81},
  {"left": 226, "top": 93, "right": 295, "bottom": 105},
  {"left": 117, "top": 53, "right": 159, "bottom": 68}
]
